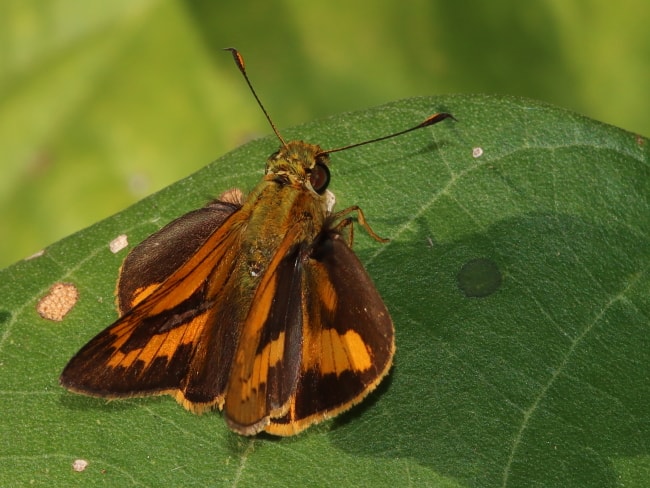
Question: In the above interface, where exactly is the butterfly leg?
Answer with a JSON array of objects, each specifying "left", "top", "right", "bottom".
[{"left": 331, "top": 205, "right": 389, "bottom": 245}]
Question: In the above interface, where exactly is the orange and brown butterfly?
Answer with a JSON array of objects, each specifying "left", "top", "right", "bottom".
[{"left": 59, "top": 48, "right": 454, "bottom": 436}]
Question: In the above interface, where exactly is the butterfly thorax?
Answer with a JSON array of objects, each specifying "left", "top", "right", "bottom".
[{"left": 236, "top": 141, "right": 331, "bottom": 288}]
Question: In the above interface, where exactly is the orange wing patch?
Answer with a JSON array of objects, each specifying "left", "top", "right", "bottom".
[{"left": 320, "top": 329, "right": 373, "bottom": 376}]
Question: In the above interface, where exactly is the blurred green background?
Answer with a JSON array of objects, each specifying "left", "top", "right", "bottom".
[{"left": 1, "top": 0, "right": 648, "bottom": 269}]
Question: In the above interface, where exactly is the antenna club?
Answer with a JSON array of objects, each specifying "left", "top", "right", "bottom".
[
  {"left": 421, "top": 112, "right": 457, "bottom": 127},
  {"left": 223, "top": 47, "right": 245, "bottom": 71}
]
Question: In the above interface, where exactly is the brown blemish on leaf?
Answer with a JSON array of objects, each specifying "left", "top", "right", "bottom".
[
  {"left": 635, "top": 134, "right": 645, "bottom": 147},
  {"left": 37, "top": 283, "right": 79, "bottom": 321}
]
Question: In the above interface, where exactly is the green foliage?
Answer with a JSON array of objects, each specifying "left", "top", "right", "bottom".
[
  {"left": 1, "top": 95, "right": 649, "bottom": 487},
  {"left": 1, "top": 0, "right": 649, "bottom": 268}
]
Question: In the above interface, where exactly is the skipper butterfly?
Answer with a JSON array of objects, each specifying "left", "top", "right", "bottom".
[{"left": 60, "top": 49, "right": 453, "bottom": 435}]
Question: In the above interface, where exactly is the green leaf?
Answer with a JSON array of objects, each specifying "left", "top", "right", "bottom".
[{"left": 1, "top": 95, "right": 649, "bottom": 487}]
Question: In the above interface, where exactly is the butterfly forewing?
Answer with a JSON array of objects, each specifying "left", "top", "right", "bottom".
[
  {"left": 222, "top": 223, "right": 307, "bottom": 434},
  {"left": 59, "top": 203, "right": 249, "bottom": 408}
]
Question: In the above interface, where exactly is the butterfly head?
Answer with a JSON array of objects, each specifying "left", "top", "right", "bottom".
[{"left": 266, "top": 141, "right": 331, "bottom": 195}]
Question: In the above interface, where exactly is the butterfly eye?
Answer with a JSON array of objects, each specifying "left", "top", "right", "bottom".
[{"left": 310, "top": 162, "right": 330, "bottom": 194}]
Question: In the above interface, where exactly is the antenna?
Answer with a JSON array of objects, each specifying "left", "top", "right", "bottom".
[
  {"left": 224, "top": 47, "right": 287, "bottom": 147},
  {"left": 319, "top": 112, "right": 455, "bottom": 156},
  {"left": 225, "top": 48, "right": 455, "bottom": 154}
]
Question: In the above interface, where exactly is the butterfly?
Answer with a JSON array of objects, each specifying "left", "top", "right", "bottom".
[{"left": 59, "top": 48, "right": 453, "bottom": 436}]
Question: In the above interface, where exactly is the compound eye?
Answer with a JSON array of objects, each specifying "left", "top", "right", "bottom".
[{"left": 309, "top": 162, "right": 330, "bottom": 193}]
